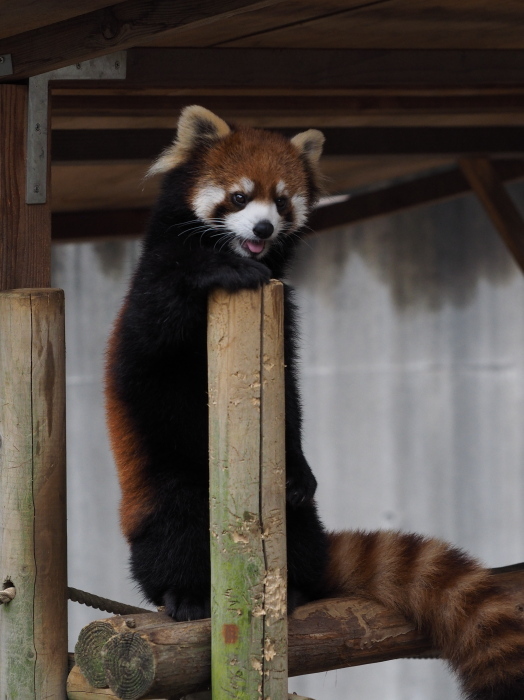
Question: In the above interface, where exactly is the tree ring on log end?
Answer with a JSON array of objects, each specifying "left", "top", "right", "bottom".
[
  {"left": 103, "top": 632, "right": 155, "bottom": 700},
  {"left": 75, "top": 621, "right": 115, "bottom": 688}
]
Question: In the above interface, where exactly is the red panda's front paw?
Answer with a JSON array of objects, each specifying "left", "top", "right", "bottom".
[
  {"left": 163, "top": 590, "right": 211, "bottom": 621},
  {"left": 215, "top": 258, "right": 271, "bottom": 292}
]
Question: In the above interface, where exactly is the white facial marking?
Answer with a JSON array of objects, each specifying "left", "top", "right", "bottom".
[
  {"left": 276, "top": 180, "right": 288, "bottom": 196},
  {"left": 231, "top": 178, "right": 255, "bottom": 196},
  {"left": 291, "top": 193, "right": 308, "bottom": 229},
  {"left": 225, "top": 200, "right": 283, "bottom": 257},
  {"left": 191, "top": 185, "right": 226, "bottom": 220}
]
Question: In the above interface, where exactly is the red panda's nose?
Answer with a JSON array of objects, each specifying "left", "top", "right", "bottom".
[{"left": 253, "top": 220, "right": 274, "bottom": 239}]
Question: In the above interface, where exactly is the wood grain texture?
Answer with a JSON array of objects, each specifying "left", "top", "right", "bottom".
[
  {"left": 0, "top": 0, "right": 280, "bottom": 80},
  {"left": 207, "top": 282, "right": 287, "bottom": 700},
  {"left": 75, "top": 613, "right": 167, "bottom": 688},
  {"left": 142, "top": 0, "right": 524, "bottom": 49},
  {"left": 460, "top": 157, "right": 524, "bottom": 273},
  {"left": 222, "top": 0, "right": 524, "bottom": 49},
  {"left": 67, "top": 665, "right": 121, "bottom": 699},
  {"left": 50, "top": 126, "right": 524, "bottom": 162},
  {"left": 121, "top": 48, "right": 524, "bottom": 89},
  {"left": 50, "top": 91, "right": 524, "bottom": 130},
  {"left": 0, "top": 85, "right": 51, "bottom": 290},
  {"left": 0, "top": 0, "right": 117, "bottom": 41},
  {"left": 71, "top": 569, "right": 524, "bottom": 699},
  {"left": 0, "top": 289, "right": 67, "bottom": 700}
]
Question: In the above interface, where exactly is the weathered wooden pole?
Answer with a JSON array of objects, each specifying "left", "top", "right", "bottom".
[
  {"left": 0, "top": 289, "right": 68, "bottom": 699},
  {"left": 207, "top": 280, "right": 287, "bottom": 700},
  {"left": 1, "top": 81, "right": 67, "bottom": 700}
]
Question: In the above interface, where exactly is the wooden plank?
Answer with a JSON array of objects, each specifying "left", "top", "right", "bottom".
[
  {"left": 460, "top": 157, "right": 524, "bottom": 273},
  {"left": 0, "top": 85, "right": 51, "bottom": 289},
  {"left": 145, "top": 0, "right": 372, "bottom": 48},
  {"left": 144, "top": 0, "right": 524, "bottom": 50},
  {"left": 0, "top": 1, "right": 281, "bottom": 80},
  {"left": 207, "top": 282, "right": 287, "bottom": 700},
  {"left": 0, "top": 0, "right": 117, "bottom": 41},
  {"left": 117, "top": 48, "right": 524, "bottom": 90},
  {"left": 51, "top": 162, "right": 160, "bottom": 214},
  {"left": 222, "top": 0, "right": 524, "bottom": 49},
  {"left": 0, "top": 289, "right": 67, "bottom": 700},
  {"left": 51, "top": 127, "right": 524, "bottom": 162},
  {"left": 50, "top": 91, "right": 524, "bottom": 130}
]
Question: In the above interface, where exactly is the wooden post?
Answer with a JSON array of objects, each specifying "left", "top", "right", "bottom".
[
  {"left": 0, "top": 289, "right": 68, "bottom": 699},
  {"left": 207, "top": 281, "right": 287, "bottom": 700},
  {"left": 0, "top": 84, "right": 52, "bottom": 289}
]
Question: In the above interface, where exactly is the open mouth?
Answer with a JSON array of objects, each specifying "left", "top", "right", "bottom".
[{"left": 241, "top": 239, "right": 266, "bottom": 255}]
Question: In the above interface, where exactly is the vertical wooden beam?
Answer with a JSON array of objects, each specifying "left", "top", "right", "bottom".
[
  {"left": 0, "top": 84, "right": 51, "bottom": 290},
  {"left": 208, "top": 281, "right": 287, "bottom": 700},
  {"left": 0, "top": 289, "right": 68, "bottom": 699},
  {"left": 459, "top": 157, "right": 524, "bottom": 274}
]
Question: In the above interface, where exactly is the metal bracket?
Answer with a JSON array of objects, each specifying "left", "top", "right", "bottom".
[
  {"left": 0, "top": 54, "right": 13, "bottom": 77},
  {"left": 26, "top": 52, "right": 126, "bottom": 204}
]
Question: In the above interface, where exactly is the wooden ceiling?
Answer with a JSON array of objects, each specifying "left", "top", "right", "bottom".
[{"left": 1, "top": 0, "right": 524, "bottom": 249}]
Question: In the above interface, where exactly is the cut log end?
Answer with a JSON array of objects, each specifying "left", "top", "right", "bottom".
[
  {"left": 75, "top": 621, "right": 116, "bottom": 688},
  {"left": 103, "top": 633, "right": 155, "bottom": 700}
]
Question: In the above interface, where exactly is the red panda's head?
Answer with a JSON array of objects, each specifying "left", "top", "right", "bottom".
[{"left": 148, "top": 106, "right": 324, "bottom": 259}]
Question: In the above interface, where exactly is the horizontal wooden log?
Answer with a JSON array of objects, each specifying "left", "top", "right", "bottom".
[
  {"left": 70, "top": 568, "right": 524, "bottom": 700},
  {"left": 75, "top": 614, "right": 163, "bottom": 688},
  {"left": 102, "top": 596, "right": 434, "bottom": 700}
]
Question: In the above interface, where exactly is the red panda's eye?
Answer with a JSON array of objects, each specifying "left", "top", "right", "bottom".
[
  {"left": 232, "top": 192, "right": 246, "bottom": 207},
  {"left": 275, "top": 196, "right": 288, "bottom": 210}
]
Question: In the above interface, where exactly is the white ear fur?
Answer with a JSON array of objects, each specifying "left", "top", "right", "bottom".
[
  {"left": 147, "top": 105, "right": 231, "bottom": 177},
  {"left": 290, "top": 129, "right": 325, "bottom": 165}
]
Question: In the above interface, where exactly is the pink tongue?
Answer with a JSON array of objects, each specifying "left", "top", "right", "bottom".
[{"left": 244, "top": 239, "right": 265, "bottom": 254}]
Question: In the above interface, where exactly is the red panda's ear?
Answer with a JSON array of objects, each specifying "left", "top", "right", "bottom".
[
  {"left": 147, "top": 106, "right": 231, "bottom": 177},
  {"left": 290, "top": 129, "right": 325, "bottom": 166}
]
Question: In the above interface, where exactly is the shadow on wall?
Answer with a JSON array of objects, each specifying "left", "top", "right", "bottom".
[{"left": 295, "top": 187, "right": 524, "bottom": 311}]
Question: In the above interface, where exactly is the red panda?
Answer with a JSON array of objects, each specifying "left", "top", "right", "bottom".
[{"left": 105, "top": 105, "right": 524, "bottom": 699}]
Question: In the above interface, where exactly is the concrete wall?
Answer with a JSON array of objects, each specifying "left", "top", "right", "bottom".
[{"left": 52, "top": 182, "right": 524, "bottom": 699}]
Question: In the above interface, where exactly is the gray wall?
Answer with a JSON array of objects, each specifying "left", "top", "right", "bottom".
[{"left": 52, "top": 183, "right": 524, "bottom": 700}]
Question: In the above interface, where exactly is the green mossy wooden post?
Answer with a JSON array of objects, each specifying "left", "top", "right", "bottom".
[
  {"left": 208, "top": 281, "right": 287, "bottom": 700},
  {"left": 0, "top": 289, "right": 68, "bottom": 699}
]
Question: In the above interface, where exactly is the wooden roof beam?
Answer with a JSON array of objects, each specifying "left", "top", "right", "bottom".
[
  {"left": 4, "top": 45, "right": 524, "bottom": 87},
  {"left": 460, "top": 157, "right": 524, "bottom": 274},
  {"left": 0, "top": 1, "right": 281, "bottom": 80},
  {"left": 119, "top": 48, "right": 524, "bottom": 90},
  {"left": 51, "top": 127, "right": 524, "bottom": 161},
  {"left": 51, "top": 160, "right": 524, "bottom": 242}
]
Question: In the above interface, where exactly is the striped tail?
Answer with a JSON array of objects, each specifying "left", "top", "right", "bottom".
[{"left": 325, "top": 530, "right": 524, "bottom": 699}]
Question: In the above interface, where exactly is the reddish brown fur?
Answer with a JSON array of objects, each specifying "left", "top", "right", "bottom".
[
  {"left": 188, "top": 127, "right": 312, "bottom": 205},
  {"left": 105, "top": 308, "right": 155, "bottom": 540},
  {"left": 325, "top": 531, "right": 524, "bottom": 695}
]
